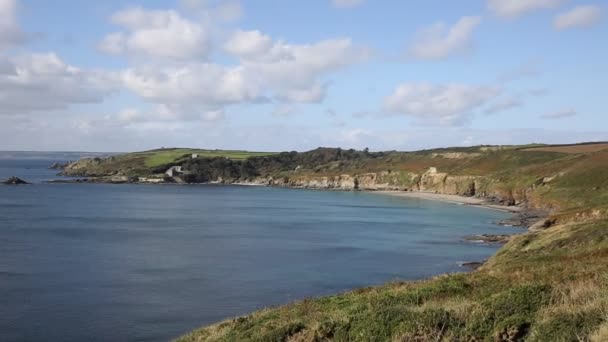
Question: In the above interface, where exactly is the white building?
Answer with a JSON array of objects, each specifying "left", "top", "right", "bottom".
[{"left": 165, "top": 166, "right": 183, "bottom": 177}]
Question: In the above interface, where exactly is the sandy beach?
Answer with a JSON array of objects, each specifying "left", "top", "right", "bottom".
[{"left": 374, "top": 191, "right": 522, "bottom": 213}]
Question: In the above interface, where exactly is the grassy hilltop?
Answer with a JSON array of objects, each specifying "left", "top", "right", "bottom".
[{"left": 62, "top": 143, "right": 608, "bottom": 341}]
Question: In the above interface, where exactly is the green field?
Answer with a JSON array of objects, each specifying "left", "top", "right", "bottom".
[{"left": 134, "top": 148, "right": 278, "bottom": 168}]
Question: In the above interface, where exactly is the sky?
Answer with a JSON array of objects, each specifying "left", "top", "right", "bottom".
[{"left": 0, "top": 0, "right": 606, "bottom": 152}]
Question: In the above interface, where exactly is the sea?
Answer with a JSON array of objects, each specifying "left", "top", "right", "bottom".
[{"left": 0, "top": 152, "right": 520, "bottom": 342}]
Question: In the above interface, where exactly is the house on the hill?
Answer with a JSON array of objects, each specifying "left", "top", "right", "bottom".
[
  {"left": 165, "top": 166, "right": 183, "bottom": 177},
  {"left": 191, "top": 153, "right": 199, "bottom": 159}
]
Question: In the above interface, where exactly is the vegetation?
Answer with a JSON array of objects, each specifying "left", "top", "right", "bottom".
[
  {"left": 521, "top": 142, "right": 608, "bottom": 154},
  {"left": 139, "top": 148, "right": 277, "bottom": 168},
  {"left": 60, "top": 148, "right": 277, "bottom": 177},
  {"left": 61, "top": 142, "right": 608, "bottom": 341}
]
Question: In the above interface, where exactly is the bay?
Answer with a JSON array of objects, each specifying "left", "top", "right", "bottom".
[{"left": 0, "top": 154, "right": 519, "bottom": 342}]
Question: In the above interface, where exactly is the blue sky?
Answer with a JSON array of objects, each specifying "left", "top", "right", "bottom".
[{"left": 0, "top": 0, "right": 606, "bottom": 152}]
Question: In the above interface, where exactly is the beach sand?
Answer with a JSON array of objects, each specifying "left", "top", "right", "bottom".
[{"left": 374, "top": 191, "right": 521, "bottom": 213}]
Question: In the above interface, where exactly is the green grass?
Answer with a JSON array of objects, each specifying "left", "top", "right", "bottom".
[{"left": 139, "top": 149, "right": 277, "bottom": 168}]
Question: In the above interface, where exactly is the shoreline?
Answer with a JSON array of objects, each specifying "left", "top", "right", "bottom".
[{"left": 372, "top": 190, "right": 522, "bottom": 213}]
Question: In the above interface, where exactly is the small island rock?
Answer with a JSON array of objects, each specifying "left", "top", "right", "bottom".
[{"left": 2, "top": 177, "right": 30, "bottom": 185}]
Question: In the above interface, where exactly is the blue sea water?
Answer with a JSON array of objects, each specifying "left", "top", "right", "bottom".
[{"left": 0, "top": 154, "right": 520, "bottom": 342}]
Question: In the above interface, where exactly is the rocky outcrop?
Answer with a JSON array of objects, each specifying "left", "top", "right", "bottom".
[
  {"left": 2, "top": 177, "right": 30, "bottom": 185},
  {"left": 417, "top": 167, "right": 448, "bottom": 192},
  {"left": 256, "top": 173, "right": 413, "bottom": 191},
  {"left": 49, "top": 162, "right": 70, "bottom": 170},
  {"left": 61, "top": 158, "right": 104, "bottom": 176},
  {"left": 463, "top": 234, "right": 513, "bottom": 244}
]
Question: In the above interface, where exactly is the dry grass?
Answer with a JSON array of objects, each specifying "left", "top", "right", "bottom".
[
  {"left": 522, "top": 143, "right": 608, "bottom": 154},
  {"left": 591, "top": 320, "right": 608, "bottom": 341}
]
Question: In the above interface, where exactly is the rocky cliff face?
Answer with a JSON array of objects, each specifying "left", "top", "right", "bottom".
[
  {"left": 258, "top": 172, "right": 406, "bottom": 191},
  {"left": 241, "top": 167, "right": 527, "bottom": 207},
  {"left": 61, "top": 155, "right": 529, "bottom": 207},
  {"left": 61, "top": 158, "right": 104, "bottom": 176}
]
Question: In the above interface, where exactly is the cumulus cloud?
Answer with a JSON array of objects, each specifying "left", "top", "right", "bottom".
[
  {"left": 554, "top": 5, "right": 603, "bottom": 30},
  {"left": 122, "top": 32, "right": 369, "bottom": 107},
  {"left": 408, "top": 16, "right": 481, "bottom": 60},
  {"left": 116, "top": 105, "right": 225, "bottom": 124},
  {"left": 0, "top": 53, "right": 115, "bottom": 115},
  {"left": 97, "top": 4, "right": 370, "bottom": 120},
  {"left": 239, "top": 37, "right": 369, "bottom": 97},
  {"left": 0, "top": 0, "right": 28, "bottom": 50},
  {"left": 331, "top": 0, "right": 364, "bottom": 9},
  {"left": 121, "top": 63, "right": 259, "bottom": 106},
  {"left": 223, "top": 30, "right": 275, "bottom": 60},
  {"left": 383, "top": 83, "right": 501, "bottom": 126},
  {"left": 541, "top": 108, "right": 577, "bottom": 119},
  {"left": 99, "top": 7, "right": 210, "bottom": 59},
  {"left": 488, "top": 0, "right": 564, "bottom": 18}
]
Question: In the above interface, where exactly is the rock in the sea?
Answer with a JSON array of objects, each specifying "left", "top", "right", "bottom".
[
  {"left": 460, "top": 261, "right": 484, "bottom": 270},
  {"left": 463, "top": 234, "right": 512, "bottom": 244},
  {"left": 2, "top": 177, "right": 30, "bottom": 185}
]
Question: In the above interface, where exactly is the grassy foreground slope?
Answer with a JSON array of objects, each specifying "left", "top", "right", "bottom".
[{"left": 167, "top": 143, "right": 608, "bottom": 342}]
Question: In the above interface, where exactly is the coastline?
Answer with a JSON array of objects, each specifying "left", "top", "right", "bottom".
[{"left": 373, "top": 190, "right": 522, "bottom": 213}]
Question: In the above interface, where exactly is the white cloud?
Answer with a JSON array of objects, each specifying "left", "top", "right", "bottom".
[
  {"left": 123, "top": 32, "right": 369, "bottom": 107},
  {"left": 383, "top": 83, "right": 501, "bottom": 126},
  {"left": 0, "top": 0, "right": 28, "bottom": 50},
  {"left": 239, "top": 37, "right": 370, "bottom": 102},
  {"left": 488, "top": 0, "right": 564, "bottom": 18},
  {"left": 223, "top": 30, "right": 275, "bottom": 60},
  {"left": 99, "top": 7, "right": 209, "bottom": 59},
  {"left": 99, "top": 6, "right": 369, "bottom": 119},
  {"left": 0, "top": 53, "right": 115, "bottom": 115},
  {"left": 116, "top": 105, "right": 225, "bottom": 124},
  {"left": 408, "top": 16, "right": 481, "bottom": 60},
  {"left": 553, "top": 5, "right": 603, "bottom": 30},
  {"left": 121, "top": 63, "right": 259, "bottom": 106},
  {"left": 541, "top": 108, "right": 577, "bottom": 119},
  {"left": 332, "top": 0, "right": 364, "bottom": 9}
]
